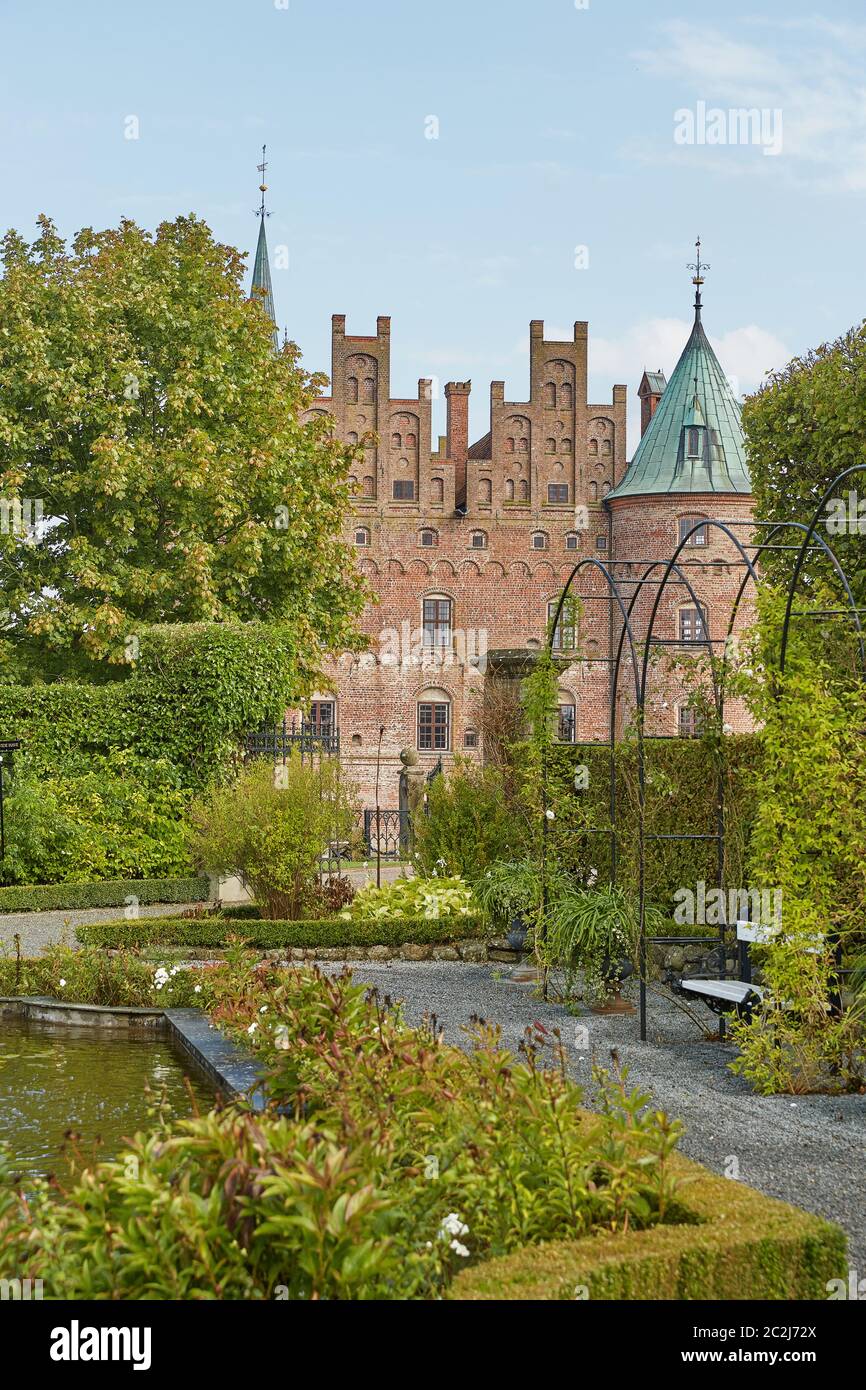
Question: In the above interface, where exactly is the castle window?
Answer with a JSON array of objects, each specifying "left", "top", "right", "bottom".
[
  {"left": 347, "top": 431, "right": 358, "bottom": 445},
  {"left": 602, "top": 440, "right": 612, "bottom": 457},
  {"left": 679, "top": 605, "right": 707, "bottom": 644},
  {"left": 565, "top": 533, "right": 580, "bottom": 552},
  {"left": 362, "top": 377, "right": 375, "bottom": 404},
  {"left": 354, "top": 528, "right": 370, "bottom": 547},
  {"left": 391, "top": 433, "right": 402, "bottom": 449},
  {"left": 678, "top": 705, "right": 705, "bottom": 738},
  {"left": 471, "top": 531, "right": 487, "bottom": 550},
  {"left": 588, "top": 439, "right": 598, "bottom": 457},
  {"left": 347, "top": 376, "right": 359, "bottom": 404},
  {"left": 505, "top": 480, "right": 515, "bottom": 501},
  {"left": 420, "top": 529, "right": 438, "bottom": 548},
  {"left": 418, "top": 697, "right": 451, "bottom": 752},
  {"left": 602, "top": 482, "right": 611, "bottom": 497},
  {"left": 463, "top": 728, "right": 479, "bottom": 750},
  {"left": 506, "top": 437, "right": 516, "bottom": 453},
  {"left": 562, "top": 438, "right": 572, "bottom": 454},
  {"left": 548, "top": 484, "right": 569, "bottom": 504},
  {"left": 589, "top": 481, "right": 598, "bottom": 502},
  {"left": 596, "top": 535, "right": 608, "bottom": 551},
  {"left": 519, "top": 479, "right": 529, "bottom": 501},
  {"left": 431, "top": 477, "right": 444, "bottom": 503},
  {"left": 479, "top": 478, "right": 492, "bottom": 504},
  {"left": 548, "top": 599, "right": 577, "bottom": 652},
  {"left": 558, "top": 704, "right": 577, "bottom": 744},
  {"left": 561, "top": 383, "right": 573, "bottom": 409},
  {"left": 679, "top": 514, "right": 709, "bottom": 547},
  {"left": 543, "top": 382, "right": 556, "bottom": 408},
  {"left": 687, "top": 428, "right": 703, "bottom": 458},
  {"left": 308, "top": 701, "right": 336, "bottom": 739},
  {"left": 546, "top": 438, "right": 557, "bottom": 455},
  {"left": 393, "top": 480, "right": 415, "bottom": 500},
  {"left": 422, "top": 597, "right": 453, "bottom": 650},
  {"left": 362, "top": 475, "right": 376, "bottom": 497},
  {"left": 532, "top": 532, "right": 548, "bottom": 551},
  {"left": 405, "top": 433, "right": 416, "bottom": 448}
]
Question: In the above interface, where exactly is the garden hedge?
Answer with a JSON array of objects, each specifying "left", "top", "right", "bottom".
[
  {"left": 77, "top": 915, "right": 489, "bottom": 950},
  {"left": 0, "top": 876, "right": 211, "bottom": 914},
  {"left": 451, "top": 1152, "right": 846, "bottom": 1301}
]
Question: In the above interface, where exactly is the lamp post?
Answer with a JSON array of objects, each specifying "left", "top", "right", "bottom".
[{"left": 374, "top": 725, "right": 385, "bottom": 889}]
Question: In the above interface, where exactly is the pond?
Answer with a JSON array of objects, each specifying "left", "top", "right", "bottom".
[{"left": 0, "top": 1015, "right": 213, "bottom": 1180}]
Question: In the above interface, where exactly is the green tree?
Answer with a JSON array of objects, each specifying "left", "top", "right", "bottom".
[
  {"left": 0, "top": 214, "right": 366, "bottom": 676},
  {"left": 742, "top": 321, "right": 866, "bottom": 603}
]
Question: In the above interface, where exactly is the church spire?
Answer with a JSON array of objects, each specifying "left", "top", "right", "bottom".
[{"left": 250, "top": 144, "right": 278, "bottom": 349}]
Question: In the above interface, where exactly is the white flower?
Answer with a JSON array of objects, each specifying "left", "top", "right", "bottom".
[
  {"left": 274, "top": 1025, "right": 291, "bottom": 1051},
  {"left": 247, "top": 1023, "right": 258, "bottom": 1036},
  {"left": 439, "top": 1213, "right": 469, "bottom": 1239},
  {"left": 194, "top": 985, "right": 202, "bottom": 994},
  {"left": 450, "top": 1240, "right": 470, "bottom": 1258},
  {"left": 259, "top": 1005, "right": 268, "bottom": 1014},
  {"left": 545, "top": 809, "right": 555, "bottom": 821},
  {"left": 58, "top": 978, "right": 67, "bottom": 988}
]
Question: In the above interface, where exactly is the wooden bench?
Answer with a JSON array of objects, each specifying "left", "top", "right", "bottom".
[{"left": 670, "top": 921, "right": 770, "bottom": 1021}]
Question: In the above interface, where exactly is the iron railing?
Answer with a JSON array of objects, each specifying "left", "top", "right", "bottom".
[{"left": 244, "top": 718, "right": 340, "bottom": 761}]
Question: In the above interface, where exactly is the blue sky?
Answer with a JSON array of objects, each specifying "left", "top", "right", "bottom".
[{"left": 2, "top": 0, "right": 865, "bottom": 448}]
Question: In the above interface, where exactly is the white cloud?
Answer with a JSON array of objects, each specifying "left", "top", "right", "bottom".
[{"left": 633, "top": 19, "right": 866, "bottom": 191}]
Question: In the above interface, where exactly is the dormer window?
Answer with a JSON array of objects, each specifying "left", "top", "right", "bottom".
[{"left": 686, "top": 427, "right": 703, "bottom": 458}]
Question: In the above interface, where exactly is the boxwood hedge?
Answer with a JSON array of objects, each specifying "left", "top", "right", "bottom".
[
  {"left": 450, "top": 1152, "right": 846, "bottom": 1301},
  {"left": 0, "top": 876, "right": 211, "bottom": 914},
  {"left": 77, "top": 915, "right": 489, "bottom": 950}
]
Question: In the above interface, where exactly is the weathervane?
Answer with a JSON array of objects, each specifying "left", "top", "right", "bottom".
[
  {"left": 687, "top": 237, "right": 710, "bottom": 316},
  {"left": 256, "top": 144, "right": 271, "bottom": 220}
]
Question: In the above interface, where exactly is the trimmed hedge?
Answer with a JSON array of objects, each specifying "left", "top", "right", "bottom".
[
  {"left": 0, "top": 876, "right": 211, "bottom": 915},
  {"left": 450, "top": 1151, "right": 846, "bottom": 1301},
  {"left": 77, "top": 915, "right": 489, "bottom": 950}
]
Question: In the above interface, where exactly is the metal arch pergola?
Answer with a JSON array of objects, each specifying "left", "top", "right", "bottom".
[{"left": 543, "top": 466, "right": 866, "bottom": 1042}]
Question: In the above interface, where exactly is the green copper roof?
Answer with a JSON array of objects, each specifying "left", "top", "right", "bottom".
[
  {"left": 251, "top": 218, "right": 278, "bottom": 349},
  {"left": 608, "top": 307, "right": 751, "bottom": 499}
]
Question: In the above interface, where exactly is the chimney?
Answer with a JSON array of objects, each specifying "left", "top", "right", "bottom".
[
  {"left": 638, "top": 371, "right": 666, "bottom": 438},
  {"left": 445, "top": 381, "right": 471, "bottom": 500}
]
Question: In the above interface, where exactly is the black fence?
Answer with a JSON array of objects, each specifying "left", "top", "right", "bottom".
[
  {"left": 363, "top": 809, "right": 407, "bottom": 859},
  {"left": 244, "top": 718, "right": 340, "bottom": 761}
]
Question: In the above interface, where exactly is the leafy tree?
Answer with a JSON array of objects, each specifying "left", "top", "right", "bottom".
[
  {"left": 0, "top": 214, "right": 366, "bottom": 677},
  {"left": 742, "top": 321, "right": 866, "bottom": 604}
]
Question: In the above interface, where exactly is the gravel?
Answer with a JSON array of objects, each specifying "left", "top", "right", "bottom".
[
  {"left": 0, "top": 902, "right": 194, "bottom": 958},
  {"left": 322, "top": 960, "right": 866, "bottom": 1271}
]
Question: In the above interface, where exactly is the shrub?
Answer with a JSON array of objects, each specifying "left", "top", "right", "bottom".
[
  {"left": 344, "top": 875, "right": 476, "bottom": 923},
  {"left": 0, "top": 875, "right": 210, "bottom": 914},
  {"left": 0, "top": 942, "right": 206, "bottom": 1009},
  {"left": 0, "top": 753, "right": 193, "bottom": 886},
  {"left": 413, "top": 760, "right": 528, "bottom": 879},
  {"left": 76, "top": 916, "right": 487, "bottom": 950},
  {"left": 188, "top": 755, "right": 356, "bottom": 920}
]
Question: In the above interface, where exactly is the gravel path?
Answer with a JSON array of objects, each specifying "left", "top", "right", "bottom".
[
  {"left": 323, "top": 960, "right": 866, "bottom": 1271},
  {"left": 0, "top": 902, "right": 194, "bottom": 957}
]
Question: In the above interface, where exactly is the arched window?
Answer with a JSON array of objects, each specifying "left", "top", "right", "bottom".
[
  {"left": 505, "top": 479, "right": 515, "bottom": 501},
  {"left": 519, "top": 479, "right": 529, "bottom": 501},
  {"left": 561, "top": 383, "right": 573, "bottom": 409},
  {"left": 687, "top": 428, "right": 703, "bottom": 458},
  {"left": 589, "top": 481, "right": 598, "bottom": 501},
  {"left": 548, "top": 598, "right": 577, "bottom": 651},
  {"left": 602, "top": 439, "right": 612, "bottom": 457},
  {"left": 679, "top": 604, "right": 708, "bottom": 644},
  {"left": 362, "top": 475, "right": 376, "bottom": 497},
  {"left": 479, "top": 479, "right": 492, "bottom": 504},
  {"left": 463, "top": 728, "right": 479, "bottom": 750},
  {"left": 543, "top": 382, "right": 556, "bottom": 408},
  {"left": 506, "top": 437, "right": 516, "bottom": 453},
  {"left": 417, "top": 689, "right": 451, "bottom": 751},
  {"left": 557, "top": 700, "right": 577, "bottom": 744},
  {"left": 354, "top": 527, "right": 370, "bottom": 547},
  {"left": 347, "top": 431, "right": 358, "bottom": 445},
  {"left": 546, "top": 438, "right": 557, "bottom": 455},
  {"left": 518, "top": 438, "right": 529, "bottom": 452},
  {"left": 391, "top": 433, "right": 402, "bottom": 449},
  {"left": 422, "top": 596, "right": 453, "bottom": 650},
  {"left": 347, "top": 376, "right": 359, "bottom": 404},
  {"left": 362, "top": 377, "right": 376, "bottom": 404},
  {"left": 405, "top": 433, "right": 416, "bottom": 448},
  {"left": 678, "top": 514, "right": 709, "bottom": 547},
  {"left": 420, "top": 529, "right": 438, "bottom": 548},
  {"left": 431, "top": 477, "right": 444, "bottom": 503},
  {"left": 562, "top": 438, "right": 572, "bottom": 454},
  {"left": 588, "top": 439, "right": 598, "bottom": 457},
  {"left": 602, "top": 481, "right": 611, "bottom": 497}
]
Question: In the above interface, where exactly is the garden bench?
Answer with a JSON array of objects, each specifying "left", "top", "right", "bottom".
[{"left": 669, "top": 921, "right": 770, "bottom": 1021}]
